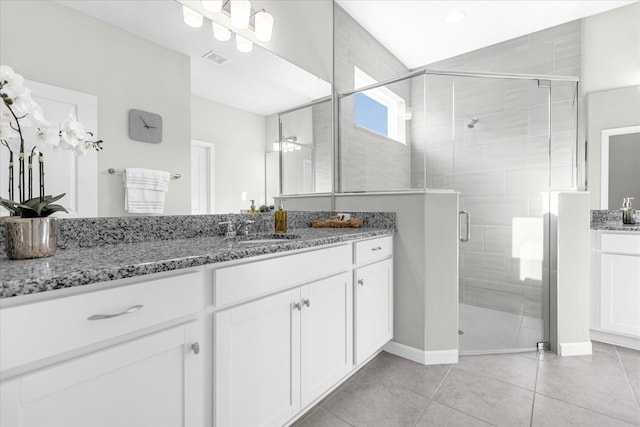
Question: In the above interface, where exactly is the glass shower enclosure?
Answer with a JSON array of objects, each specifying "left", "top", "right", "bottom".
[{"left": 337, "top": 69, "right": 579, "bottom": 354}]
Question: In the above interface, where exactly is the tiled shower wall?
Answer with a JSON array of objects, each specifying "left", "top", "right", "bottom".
[
  {"left": 416, "top": 20, "right": 583, "bottom": 317},
  {"left": 334, "top": 5, "right": 412, "bottom": 191}
]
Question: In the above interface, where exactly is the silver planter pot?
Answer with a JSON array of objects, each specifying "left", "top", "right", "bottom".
[{"left": 4, "top": 217, "right": 57, "bottom": 260}]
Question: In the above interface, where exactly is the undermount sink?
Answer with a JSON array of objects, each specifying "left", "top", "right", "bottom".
[{"left": 230, "top": 234, "right": 302, "bottom": 245}]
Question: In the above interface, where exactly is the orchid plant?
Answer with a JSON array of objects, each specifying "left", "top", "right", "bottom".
[{"left": 0, "top": 65, "right": 103, "bottom": 217}]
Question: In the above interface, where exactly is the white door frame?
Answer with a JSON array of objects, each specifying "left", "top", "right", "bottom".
[{"left": 191, "top": 140, "right": 215, "bottom": 214}]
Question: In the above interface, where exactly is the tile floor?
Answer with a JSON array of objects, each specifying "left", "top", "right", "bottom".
[{"left": 293, "top": 341, "right": 640, "bottom": 427}]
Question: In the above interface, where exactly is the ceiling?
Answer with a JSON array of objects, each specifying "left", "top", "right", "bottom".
[{"left": 336, "top": 0, "right": 637, "bottom": 69}]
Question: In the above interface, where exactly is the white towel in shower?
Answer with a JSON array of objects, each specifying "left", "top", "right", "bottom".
[{"left": 123, "top": 168, "right": 171, "bottom": 214}]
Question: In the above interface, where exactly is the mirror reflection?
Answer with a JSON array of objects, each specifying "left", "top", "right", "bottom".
[
  {"left": 0, "top": 0, "right": 331, "bottom": 217},
  {"left": 601, "top": 126, "right": 640, "bottom": 209}
]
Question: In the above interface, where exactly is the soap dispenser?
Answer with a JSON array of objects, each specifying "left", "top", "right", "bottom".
[
  {"left": 248, "top": 199, "right": 258, "bottom": 214},
  {"left": 274, "top": 200, "right": 287, "bottom": 233},
  {"left": 622, "top": 197, "right": 636, "bottom": 224}
]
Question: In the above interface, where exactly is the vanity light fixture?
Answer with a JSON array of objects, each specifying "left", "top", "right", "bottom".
[
  {"left": 235, "top": 34, "right": 253, "bottom": 52},
  {"left": 183, "top": 5, "right": 204, "bottom": 28},
  {"left": 181, "top": 0, "right": 274, "bottom": 52},
  {"left": 254, "top": 10, "right": 274, "bottom": 42},
  {"left": 212, "top": 21, "right": 231, "bottom": 41},
  {"left": 445, "top": 9, "right": 466, "bottom": 24},
  {"left": 230, "top": 0, "right": 251, "bottom": 29}
]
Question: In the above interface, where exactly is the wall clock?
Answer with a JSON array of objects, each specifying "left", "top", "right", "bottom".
[{"left": 128, "top": 109, "right": 162, "bottom": 143}]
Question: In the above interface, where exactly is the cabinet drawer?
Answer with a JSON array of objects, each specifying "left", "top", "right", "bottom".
[
  {"left": 601, "top": 233, "right": 640, "bottom": 255},
  {"left": 354, "top": 235, "right": 393, "bottom": 265},
  {"left": 214, "top": 245, "right": 351, "bottom": 308},
  {"left": 0, "top": 271, "right": 201, "bottom": 373}
]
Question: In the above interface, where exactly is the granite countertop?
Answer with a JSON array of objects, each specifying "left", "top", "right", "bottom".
[
  {"left": 590, "top": 209, "right": 640, "bottom": 232},
  {"left": 0, "top": 227, "right": 392, "bottom": 299},
  {"left": 591, "top": 221, "right": 640, "bottom": 232}
]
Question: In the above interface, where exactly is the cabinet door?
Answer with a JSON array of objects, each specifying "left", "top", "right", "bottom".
[
  {"left": 354, "top": 259, "right": 393, "bottom": 365},
  {"left": 601, "top": 253, "right": 640, "bottom": 336},
  {"left": 0, "top": 322, "right": 202, "bottom": 427},
  {"left": 214, "top": 289, "right": 300, "bottom": 427},
  {"left": 300, "top": 273, "right": 353, "bottom": 407}
]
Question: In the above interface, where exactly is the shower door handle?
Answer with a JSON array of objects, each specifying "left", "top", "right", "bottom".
[{"left": 459, "top": 210, "right": 470, "bottom": 242}]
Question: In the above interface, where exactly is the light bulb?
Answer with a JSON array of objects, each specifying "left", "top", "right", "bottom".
[
  {"left": 445, "top": 10, "right": 466, "bottom": 24},
  {"left": 183, "top": 6, "right": 203, "bottom": 28},
  {"left": 212, "top": 21, "right": 231, "bottom": 41},
  {"left": 235, "top": 34, "right": 253, "bottom": 52},
  {"left": 230, "top": 0, "right": 251, "bottom": 29},
  {"left": 201, "top": 0, "right": 222, "bottom": 13},
  {"left": 254, "top": 11, "right": 274, "bottom": 42}
]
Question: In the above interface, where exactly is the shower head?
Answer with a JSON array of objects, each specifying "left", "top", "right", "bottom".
[{"left": 467, "top": 118, "right": 478, "bottom": 129}]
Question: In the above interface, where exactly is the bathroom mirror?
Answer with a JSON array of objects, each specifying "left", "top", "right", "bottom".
[
  {"left": 586, "top": 85, "right": 640, "bottom": 209},
  {"left": 600, "top": 125, "right": 640, "bottom": 209},
  {"left": 0, "top": 0, "right": 331, "bottom": 216}
]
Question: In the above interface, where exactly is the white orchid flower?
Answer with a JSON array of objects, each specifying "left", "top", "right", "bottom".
[
  {"left": 74, "top": 139, "right": 94, "bottom": 156},
  {"left": 24, "top": 125, "right": 59, "bottom": 153},
  {"left": 60, "top": 113, "right": 86, "bottom": 149},
  {"left": 8, "top": 86, "right": 39, "bottom": 117},
  {"left": 0, "top": 65, "right": 25, "bottom": 91}
]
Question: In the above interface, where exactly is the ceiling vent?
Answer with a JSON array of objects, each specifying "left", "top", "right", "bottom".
[{"left": 202, "top": 50, "right": 228, "bottom": 64}]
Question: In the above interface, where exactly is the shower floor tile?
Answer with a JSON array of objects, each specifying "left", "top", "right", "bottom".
[{"left": 459, "top": 303, "right": 543, "bottom": 353}]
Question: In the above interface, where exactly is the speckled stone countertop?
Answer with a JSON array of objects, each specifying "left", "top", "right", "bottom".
[
  {"left": 591, "top": 210, "right": 640, "bottom": 232},
  {"left": 1, "top": 211, "right": 395, "bottom": 299}
]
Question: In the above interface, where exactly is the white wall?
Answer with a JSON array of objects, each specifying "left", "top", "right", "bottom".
[
  {"left": 253, "top": 0, "right": 333, "bottom": 83},
  {"left": 0, "top": 0, "right": 191, "bottom": 217},
  {"left": 582, "top": 2, "right": 640, "bottom": 94},
  {"left": 191, "top": 96, "right": 265, "bottom": 214}
]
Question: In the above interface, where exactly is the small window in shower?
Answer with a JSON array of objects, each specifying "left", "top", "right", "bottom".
[
  {"left": 354, "top": 93, "right": 388, "bottom": 135},
  {"left": 353, "top": 66, "right": 406, "bottom": 144}
]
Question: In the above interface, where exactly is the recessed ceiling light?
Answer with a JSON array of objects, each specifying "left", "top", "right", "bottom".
[{"left": 445, "top": 10, "right": 466, "bottom": 24}]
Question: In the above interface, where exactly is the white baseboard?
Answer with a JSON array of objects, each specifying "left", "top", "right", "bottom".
[
  {"left": 383, "top": 341, "right": 458, "bottom": 365},
  {"left": 591, "top": 329, "right": 640, "bottom": 351},
  {"left": 559, "top": 341, "right": 592, "bottom": 356}
]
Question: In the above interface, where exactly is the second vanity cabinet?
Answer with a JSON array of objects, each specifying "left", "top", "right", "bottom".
[{"left": 590, "top": 230, "right": 640, "bottom": 348}]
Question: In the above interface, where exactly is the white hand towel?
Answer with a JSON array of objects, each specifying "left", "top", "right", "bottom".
[{"left": 123, "top": 168, "right": 171, "bottom": 214}]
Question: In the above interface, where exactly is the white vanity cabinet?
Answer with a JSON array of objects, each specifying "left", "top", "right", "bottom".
[
  {"left": 354, "top": 236, "right": 394, "bottom": 365},
  {"left": 212, "top": 245, "right": 354, "bottom": 427},
  {"left": 0, "top": 270, "right": 204, "bottom": 427},
  {"left": 591, "top": 230, "right": 640, "bottom": 349}
]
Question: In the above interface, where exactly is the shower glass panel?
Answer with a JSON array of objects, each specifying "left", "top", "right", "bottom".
[
  {"left": 279, "top": 99, "right": 332, "bottom": 195},
  {"left": 339, "top": 75, "right": 424, "bottom": 192},
  {"left": 449, "top": 75, "right": 551, "bottom": 354}
]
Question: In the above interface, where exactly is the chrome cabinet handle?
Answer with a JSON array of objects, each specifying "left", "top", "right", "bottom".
[
  {"left": 88, "top": 304, "right": 143, "bottom": 320},
  {"left": 358, "top": 279, "right": 364, "bottom": 286},
  {"left": 293, "top": 301, "right": 302, "bottom": 311},
  {"left": 191, "top": 342, "right": 200, "bottom": 355},
  {"left": 459, "top": 210, "right": 470, "bottom": 243},
  {"left": 302, "top": 298, "right": 311, "bottom": 308},
  {"left": 371, "top": 246, "right": 382, "bottom": 251}
]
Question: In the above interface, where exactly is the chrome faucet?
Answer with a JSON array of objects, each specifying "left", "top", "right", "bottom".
[
  {"left": 218, "top": 221, "right": 236, "bottom": 237},
  {"left": 236, "top": 219, "right": 255, "bottom": 236}
]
